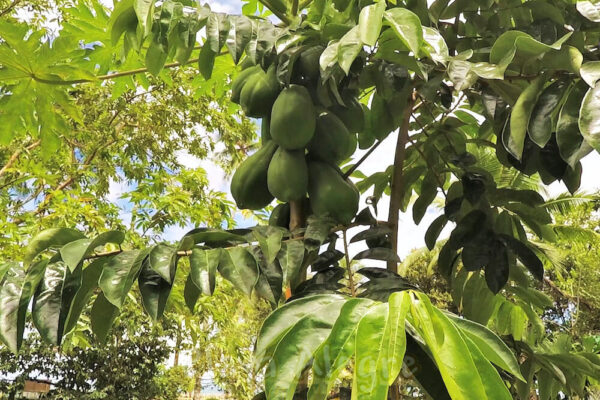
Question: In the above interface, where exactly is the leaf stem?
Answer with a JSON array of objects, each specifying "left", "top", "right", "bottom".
[{"left": 343, "top": 140, "right": 383, "bottom": 179}]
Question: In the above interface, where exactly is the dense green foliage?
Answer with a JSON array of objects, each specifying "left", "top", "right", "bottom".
[{"left": 3, "top": 0, "right": 600, "bottom": 399}]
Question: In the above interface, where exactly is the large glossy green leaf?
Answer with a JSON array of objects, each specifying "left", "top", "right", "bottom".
[
  {"left": 98, "top": 249, "right": 149, "bottom": 309},
  {"left": 410, "top": 292, "right": 489, "bottom": 399},
  {"left": 337, "top": 26, "right": 362, "bottom": 74},
  {"left": 254, "top": 294, "right": 346, "bottom": 371},
  {"left": 528, "top": 80, "right": 569, "bottom": 147},
  {"left": 446, "top": 313, "right": 524, "bottom": 380},
  {"left": 138, "top": 259, "right": 171, "bottom": 320},
  {"left": 148, "top": 243, "right": 176, "bottom": 283},
  {"left": 309, "top": 298, "right": 374, "bottom": 400},
  {"left": 60, "top": 231, "right": 125, "bottom": 272},
  {"left": 32, "top": 261, "right": 82, "bottom": 345},
  {"left": 0, "top": 260, "right": 47, "bottom": 353},
  {"left": 577, "top": 1, "right": 600, "bottom": 22},
  {"left": 184, "top": 274, "right": 201, "bottom": 312},
  {"left": 24, "top": 228, "right": 85, "bottom": 265},
  {"left": 354, "top": 303, "right": 390, "bottom": 399},
  {"left": 507, "top": 76, "right": 546, "bottom": 160},
  {"left": 218, "top": 247, "right": 258, "bottom": 296},
  {"left": 264, "top": 301, "right": 344, "bottom": 400},
  {"left": 253, "top": 228, "right": 283, "bottom": 265},
  {"left": 206, "top": 12, "right": 231, "bottom": 53},
  {"left": 490, "top": 31, "right": 571, "bottom": 66},
  {"left": 384, "top": 291, "right": 411, "bottom": 384},
  {"left": 278, "top": 240, "right": 305, "bottom": 288},
  {"left": 580, "top": 61, "right": 600, "bottom": 87},
  {"left": 459, "top": 331, "right": 513, "bottom": 399},
  {"left": 189, "top": 248, "right": 221, "bottom": 296},
  {"left": 252, "top": 247, "right": 283, "bottom": 306},
  {"left": 556, "top": 80, "right": 592, "bottom": 168},
  {"left": 404, "top": 333, "right": 452, "bottom": 399},
  {"left": 226, "top": 16, "right": 253, "bottom": 64},
  {"left": 90, "top": 292, "right": 119, "bottom": 343},
  {"left": 383, "top": 8, "right": 423, "bottom": 56},
  {"left": 63, "top": 257, "right": 108, "bottom": 334},
  {"left": 579, "top": 84, "right": 600, "bottom": 153},
  {"left": 358, "top": 0, "right": 386, "bottom": 47}
]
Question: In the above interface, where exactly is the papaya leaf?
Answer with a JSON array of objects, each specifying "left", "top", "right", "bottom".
[
  {"left": 98, "top": 249, "right": 149, "bottom": 309},
  {"left": 90, "top": 292, "right": 119, "bottom": 343},
  {"left": 60, "top": 230, "right": 125, "bottom": 272},
  {"left": 507, "top": 76, "right": 546, "bottom": 160},
  {"left": 254, "top": 294, "right": 346, "bottom": 372},
  {"left": 138, "top": 259, "right": 171, "bottom": 320},
  {"left": 0, "top": 260, "right": 47, "bottom": 353},
  {"left": 31, "top": 261, "right": 82, "bottom": 345},
  {"left": 218, "top": 247, "right": 259, "bottom": 297},
  {"left": 189, "top": 248, "right": 221, "bottom": 296},
  {"left": 579, "top": 84, "right": 600, "bottom": 153},
  {"left": 309, "top": 298, "right": 373, "bottom": 400},
  {"left": 63, "top": 257, "right": 107, "bottom": 335},
  {"left": 226, "top": 16, "right": 253, "bottom": 64},
  {"left": 25, "top": 228, "right": 86, "bottom": 265}
]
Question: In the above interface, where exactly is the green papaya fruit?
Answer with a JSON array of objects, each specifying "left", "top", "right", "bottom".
[
  {"left": 269, "top": 203, "right": 290, "bottom": 228},
  {"left": 307, "top": 110, "right": 351, "bottom": 164},
  {"left": 270, "top": 84, "right": 317, "bottom": 149},
  {"left": 329, "top": 98, "right": 365, "bottom": 133},
  {"left": 297, "top": 46, "right": 324, "bottom": 81},
  {"left": 267, "top": 148, "right": 309, "bottom": 201},
  {"left": 240, "top": 65, "right": 280, "bottom": 118},
  {"left": 307, "top": 161, "right": 359, "bottom": 224},
  {"left": 261, "top": 115, "right": 271, "bottom": 144},
  {"left": 341, "top": 133, "right": 357, "bottom": 161},
  {"left": 231, "top": 141, "right": 278, "bottom": 210},
  {"left": 231, "top": 65, "right": 262, "bottom": 104}
]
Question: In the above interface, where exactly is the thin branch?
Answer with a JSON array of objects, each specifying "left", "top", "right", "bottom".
[
  {"left": 0, "top": 139, "right": 41, "bottom": 177},
  {"left": 343, "top": 140, "right": 383, "bottom": 179},
  {"left": 0, "top": 0, "right": 22, "bottom": 17}
]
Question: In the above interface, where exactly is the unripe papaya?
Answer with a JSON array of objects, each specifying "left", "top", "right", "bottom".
[
  {"left": 231, "top": 65, "right": 262, "bottom": 104},
  {"left": 231, "top": 141, "right": 278, "bottom": 210},
  {"left": 240, "top": 64, "right": 280, "bottom": 118},
  {"left": 267, "top": 148, "right": 308, "bottom": 202},
  {"left": 261, "top": 116, "right": 271, "bottom": 144},
  {"left": 269, "top": 203, "right": 290, "bottom": 228},
  {"left": 329, "top": 98, "right": 365, "bottom": 133},
  {"left": 307, "top": 161, "right": 359, "bottom": 224},
  {"left": 270, "top": 85, "right": 316, "bottom": 149},
  {"left": 307, "top": 110, "right": 350, "bottom": 164},
  {"left": 297, "top": 46, "right": 324, "bottom": 81}
]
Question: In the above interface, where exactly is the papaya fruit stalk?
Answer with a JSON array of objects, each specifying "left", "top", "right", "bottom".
[{"left": 387, "top": 91, "right": 416, "bottom": 273}]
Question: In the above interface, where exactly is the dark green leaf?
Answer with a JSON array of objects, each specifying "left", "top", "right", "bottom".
[
  {"left": 350, "top": 226, "right": 392, "bottom": 244},
  {"left": 226, "top": 16, "right": 253, "bottom": 64},
  {"left": 148, "top": 244, "right": 176, "bottom": 283},
  {"left": 98, "top": 250, "right": 149, "bottom": 309},
  {"left": 353, "top": 248, "right": 400, "bottom": 263},
  {"left": 25, "top": 228, "right": 86, "bottom": 265},
  {"left": 32, "top": 261, "right": 82, "bottom": 345},
  {"left": 63, "top": 258, "right": 107, "bottom": 334},
  {"left": 425, "top": 215, "right": 448, "bottom": 250},
  {"left": 138, "top": 259, "right": 171, "bottom": 320},
  {"left": 0, "top": 260, "right": 47, "bottom": 353},
  {"left": 60, "top": 231, "right": 125, "bottom": 272},
  {"left": 528, "top": 80, "right": 569, "bottom": 148},
  {"left": 484, "top": 243, "right": 509, "bottom": 294},
  {"left": 90, "top": 292, "right": 119, "bottom": 343},
  {"left": 499, "top": 235, "right": 544, "bottom": 281},
  {"left": 278, "top": 240, "right": 305, "bottom": 289},
  {"left": 189, "top": 248, "right": 221, "bottom": 296},
  {"left": 218, "top": 247, "right": 259, "bottom": 296},
  {"left": 556, "top": 80, "right": 593, "bottom": 168},
  {"left": 507, "top": 76, "right": 546, "bottom": 160},
  {"left": 184, "top": 275, "right": 201, "bottom": 312},
  {"left": 198, "top": 44, "right": 216, "bottom": 80}
]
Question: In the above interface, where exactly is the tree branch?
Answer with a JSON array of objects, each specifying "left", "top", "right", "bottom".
[
  {"left": 387, "top": 92, "right": 415, "bottom": 272},
  {"left": 0, "top": 139, "right": 41, "bottom": 177},
  {"left": 343, "top": 140, "right": 383, "bottom": 179},
  {"left": 0, "top": 0, "right": 22, "bottom": 17}
]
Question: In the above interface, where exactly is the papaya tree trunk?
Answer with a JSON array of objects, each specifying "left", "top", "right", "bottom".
[{"left": 386, "top": 94, "right": 415, "bottom": 273}]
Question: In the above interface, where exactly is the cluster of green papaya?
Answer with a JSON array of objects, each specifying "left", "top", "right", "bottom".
[{"left": 229, "top": 49, "right": 364, "bottom": 225}]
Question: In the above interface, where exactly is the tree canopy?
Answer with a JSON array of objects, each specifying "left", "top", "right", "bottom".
[{"left": 2, "top": 0, "right": 600, "bottom": 398}]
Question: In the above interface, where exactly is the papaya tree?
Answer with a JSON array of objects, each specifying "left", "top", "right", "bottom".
[{"left": 2, "top": 0, "right": 600, "bottom": 398}]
